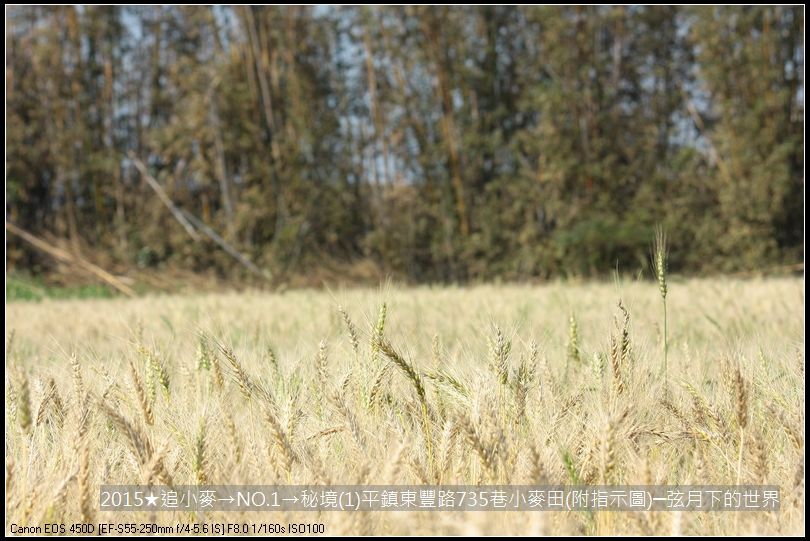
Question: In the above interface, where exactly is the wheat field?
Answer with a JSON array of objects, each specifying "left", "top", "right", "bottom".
[{"left": 5, "top": 277, "right": 805, "bottom": 535}]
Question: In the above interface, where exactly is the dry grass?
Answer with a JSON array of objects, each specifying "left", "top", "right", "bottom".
[{"left": 4, "top": 277, "right": 805, "bottom": 535}]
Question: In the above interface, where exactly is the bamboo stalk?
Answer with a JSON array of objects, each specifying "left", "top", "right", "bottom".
[{"left": 6, "top": 222, "right": 136, "bottom": 297}]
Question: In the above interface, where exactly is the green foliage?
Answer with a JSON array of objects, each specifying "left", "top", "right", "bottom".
[
  {"left": 7, "top": 275, "right": 116, "bottom": 301},
  {"left": 5, "top": 6, "right": 804, "bottom": 286}
]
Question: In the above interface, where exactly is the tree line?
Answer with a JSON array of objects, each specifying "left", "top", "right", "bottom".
[{"left": 6, "top": 6, "right": 804, "bottom": 285}]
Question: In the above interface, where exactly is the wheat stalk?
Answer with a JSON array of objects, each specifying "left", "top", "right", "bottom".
[
  {"left": 315, "top": 339, "right": 329, "bottom": 393},
  {"left": 78, "top": 442, "right": 93, "bottom": 523},
  {"left": 375, "top": 338, "right": 427, "bottom": 406},
  {"left": 99, "top": 401, "right": 153, "bottom": 467},
  {"left": 768, "top": 406, "right": 803, "bottom": 452},
  {"left": 36, "top": 378, "right": 63, "bottom": 428},
  {"left": 435, "top": 420, "right": 457, "bottom": 483},
  {"left": 338, "top": 305, "right": 360, "bottom": 358},
  {"left": 752, "top": 428, "right": 768, "bottom": 483},
  {"left": 14, "top": 367, "right": 32, "bottom": 434},
  {"left": 219, "top": 345, "right": 254, "bottom": 400},
  {"left": 375, "top": 336, "right": 434, "bottom": 473},
  {"left": 567, "top": 314, "right": 581, "bottom": 377},
  {"left": 609, "top": 334, "right": 625, "bottom": 396},
  {"left": 733, "top": 364, "right": 748, "bottom": 486},
  {"left": 368, "top": 362, "right": 392, "bottom": 409},
  {"left": 370, "top": 302, "right": 387, "bottom": 363},
  {"left": 266, "top": 345, "right": 280, "bottom": 380},
  {"left": 489, "top": 326, "right": 511, "bottom": 386},
  {"left": 263, "top": 404, "right": 297, "bottom": 478},
  {"left": 128, "top": 359, "right": 154, "bottom": 426},
  {"left": 459, "top": 415, "right": 497, "bottom": 479},
  {"left": 69, "top": 353, "right": 84, "bottom": 407},
  {"left": 528, "top": 443, "right": 547, "bottom": 484},
  {"left": 332, "top": 389, "right": 365, "bottom": 450},
  {"left": 5, "top": 278, "right": 805, "bottom": 534},
  {"left": 618, "top": 300, "right": 632, "bottom": 367},
  {"left": 193, "top": 419, "right": 208, "bottom": 485},
  {"left": 139, "top": 344, "right": 170, "bottom": 400},
  {"left": 196, "top": 333, "right": 212, "bottom": 371},
  {"left": 652, "top": 225, "right": 669, "bottom": 387}
]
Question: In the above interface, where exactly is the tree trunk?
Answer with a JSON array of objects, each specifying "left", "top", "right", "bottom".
[{"left": 421, "top": 10, "right": 470, "bottom": 238}]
